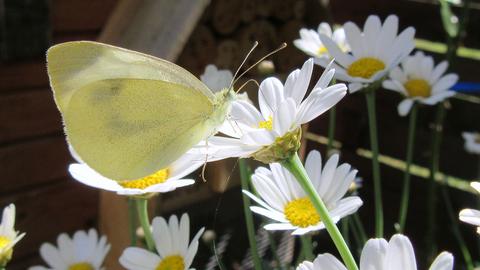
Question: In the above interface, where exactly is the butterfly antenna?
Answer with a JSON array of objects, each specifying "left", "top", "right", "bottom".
[
  {"left": 229, "top": 41, "right": 259, "bottom": 90},
  {"left": 232, "top": 42, "right": 287, "bottom": 89},
  {"left": 235, "top": 78, "right": 259, "bottom": 94}
]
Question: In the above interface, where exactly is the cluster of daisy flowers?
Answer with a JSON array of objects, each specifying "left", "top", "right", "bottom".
[
  {"left": 294, "top": 15, "right": 458, "bottom": 114},
  {"left": 5, "top": 12, "right": 473, "bottom": 270}
]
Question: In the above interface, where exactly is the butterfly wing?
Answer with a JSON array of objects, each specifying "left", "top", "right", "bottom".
[{"left": 47, "top": 41, "right": 216, "bottom": 180}]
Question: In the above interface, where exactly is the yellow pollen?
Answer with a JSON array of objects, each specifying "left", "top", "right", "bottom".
[
  {"left": 68, "top": 262, "right": 94, "bottom": 270},
  {"left": 284, "top": 197, "right": 320, "bottom": 227},
  {"left": 119, "top": 168, "right": 170, "bottom": 189},
  {"left": 404, "top": 79, "right": 431, "bottom": 98},
  {"left": 317, "top": 46, "right": 328, "bottom": 56},
  {"left": 347, "top": 57, "right": 385, "bottom": 79},
  {"left": 0, "top": 236, "right": 11, "bottom": 250},
  {"left": 258, "top": 116, "right": 273, "bottom": 131},
  {"left": 156, "top": 255, "right": 185, "bottom": 270}
]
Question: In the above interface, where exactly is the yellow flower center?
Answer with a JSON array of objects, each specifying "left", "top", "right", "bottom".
[
  {"left": 404, "top": 79, "right": 431, "bottom": 98},
  {"left": 156, "top": 255, "right": 185, "bottom": 270},
  {"left": 347, "top": 57, "right": 385, "bottom": 79},
  {"left": 119, "top": 168, "right": 170, "bottom": 189},
  {"left": 258, "top": 116, "right": 273, "bottom": 131},
  {"left": 0, "top": 236, "right": 11, "bottom": 250},
  {"left": 68, "top": 262, "right": 94, "bottom": 270},
  {"left": 284, "top": 197, "right": 320, "bottom": 227},
  {"left": 317, "top": 46, "right": 328, "bottom": 56}
]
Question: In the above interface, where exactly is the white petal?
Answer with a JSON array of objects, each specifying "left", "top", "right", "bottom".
[
  {"left": 273, "top": 98, "right": 297, "bottom": 135},
  {"left": 432, "top": 74, "right": 458, "bottom": 94},
  {"left": 313, "top": 253, "right": 348, "bottom": 270},
  {"left": 398, "top": 99, "right": 414, "bottom": 117},
  {"left": 320, "top": 34, "right": 354, "bottom": 68},
  {"left": 429, "top": 61, "right": 448, "bottom": 84},
  {"left": 119, "top": 247, "right": 160, "bottom": 270},
  {"left": 459, "top": 209, "right": 480, "bottom": 226},
  {"left": 385, "top": 234, "right": 417, "bottom": 270},
  {"left": 68, "top": 163, "right": 121, "bottom": 192},
  {"left": 429, "top": 252, "right": 454, "bottom": 270},
  {"left": 259, "top": 77, "right": 285, "bottom": 119},
  {"left": 329, "top": 196, "right": 363, "bottom": 219},
  {"left": 264, "top": 223, "right": 296, "bottom": 231},
  {"left": 360, "top": 238, "right": 388, "bottom": 270},
  {"left": 344, "top": 21, "right": 366, "bottom": 58},
  {"left": 285, "top": 59, "right": 314, "bottom": 105}
]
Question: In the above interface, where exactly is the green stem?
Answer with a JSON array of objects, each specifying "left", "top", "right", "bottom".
[
  {"left": 365, "top": 90, "right": 384, "bottom": 237},
  {"left": 135, "top": 198, "right": 155, "bottom": 251},
  {"left": 341, "top": 217, "right": 350, "bottom": 248},
  {"left": 441, "top": 185, "right": 474, "bottom": 270},
  {"left": 128, "top": 198, "right": 138, "bottom": 246},
  {"left": 426, "top": 104, "right": 445, "bottom": 259},
  {"left": 327, "top": 107, "right": 336, "bottom": 154},
  {"left": 352, "top": 213, "right": 367, "bottom": 244},
  {"left": 282, "top": 153, "right": 359, "bottom": 270},
  {"left": 300, "top": 235, "right": 314, "bottom": 261},
  {"left": 397, "top": 103, "right": 418, "bottom": 232},
  {"left": 239, "top": 159, "right": 263, "bottom": 270},
  {"left": 267, "top": 232, "right": 284, "bottom": 270}
]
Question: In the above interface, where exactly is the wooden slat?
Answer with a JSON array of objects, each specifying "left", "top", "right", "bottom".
[
  {"left": 0, "top": 89, "right": 62, "bottom": 144},
  {"left": 0, "top": 136, "right": 71, "bottom": 194},
  {"left": 0, "top": 62, "right": 48, "bottom": 92},
  {"left": 99, "top": 0, "right": 210, "bottom": 61},
  {"left": 51, "top": 0, "right": 118, "bottom": 32},
  {"left": 3, "top": 180, "right": 98, "bottom": 267}
]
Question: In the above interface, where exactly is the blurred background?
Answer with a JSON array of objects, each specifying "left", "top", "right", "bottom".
[{"left": 0, "top": 0, "right": 479, "bottom": 269}]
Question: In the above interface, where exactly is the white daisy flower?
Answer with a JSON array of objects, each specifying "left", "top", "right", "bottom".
[
  {"left": 200, "top": 64, "right": 233, "bottom": 93},
  {"left": 459, "top": 182, "right": 480, "bottom": 234},
  {"left": 317, "top": 14, "right": 416, "bottom": 93},
  {"left": 0, "top": 204, "right": 25, "bottom": 266},
  {"left": 294, "top": 22, "right": 350, "bottom": 59},
  {"left": 297, "top": 234, "right": 453, "bottom": 270},
  {"left": 196, "top": 58, "right": 347, "bottom": 163},
  {"left": 68, "top": 153, "right": 204, "bottom": 196},
  {"left": 29, "top": 229, "right": 110, "bottom": 270},
  {"left": 383, "top": 51, "right": 458, "bottom": 116},
  {"left": 119, "top": 213, "right": 204, "bottom": 270},
  {"left": 243, "top": 150, "right": 362, "bottom": 235},
  {"left": 462, "top": 132, "right": 480, "bottom": 155}
]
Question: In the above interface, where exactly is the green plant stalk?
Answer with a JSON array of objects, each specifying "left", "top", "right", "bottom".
[
  {"left": 341, "top": 217, "right": 350, "bottom": 248},
  {"left": 397, "top": 103, "right": 418, "bottom": 232},
  {"left": 327, "top": 107, "right": 337, "bottom": 154},
  {"left": 365, "top": 90, "right": 384, "bottom": 237},
  {"left": 128, "top": 198, "right": 138, "bottom": 246},
  {"left": 282, "top": 153, "right": 359, "bottom": 270},
  {"left": 267, "top": 232, "right": 284, "bottom": 270},
  {"left": 441, "top": 185, "right": 474, "bottom": 270},
  {"left": 300, "top": 235, "right": 314, "bottom": 261},
  {"left": 426, "top": 104, "right": 445, "bottom": 258},
  {"left": 239, "top": 159, "right": 263, "bottom": 270},
  {"left": 352, "top": 213, "right": 367, "bottom": 244},
  {"left": 135, "top": 198, "right": 155, "bottom": 251}
]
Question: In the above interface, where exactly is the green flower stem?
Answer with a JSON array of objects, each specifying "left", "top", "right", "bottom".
[
  {"left": 282, "top": 153, "right": 359, "bottom": 270},
  {"left": 426, "top": 103, "right": 445, "bottom": 258},
  {"left": 341, "top": 217, "right": 350, "bottom": 248},
  {"left": 239, "top": 159, "right": 263, "bottom": 270},
  {"left": 352, "top": 213, "right": 367, "bottom": 244},
  {"left": 128, "top": 198, "right": 138, "bottom": 246},
  {"left": 441, "top": 185, "right": 474, "bottom": 270},
  {"left": 300, "top": 235, "right": 314, "bottom": 261},
  {"left": 267, "top": 232, "right": 285, "bottom": 270},
  {"left": 327, "top": 107, "right": 337, "bottom": 154},
  {"left": 135, "top": 198, "right": 155, "bottom": 251},
  {"left": 365, "top": 90, "right": 384, "bottom": 237},
  {"left": 397, "top": 103, "right": 418, "bottom": 232}
]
